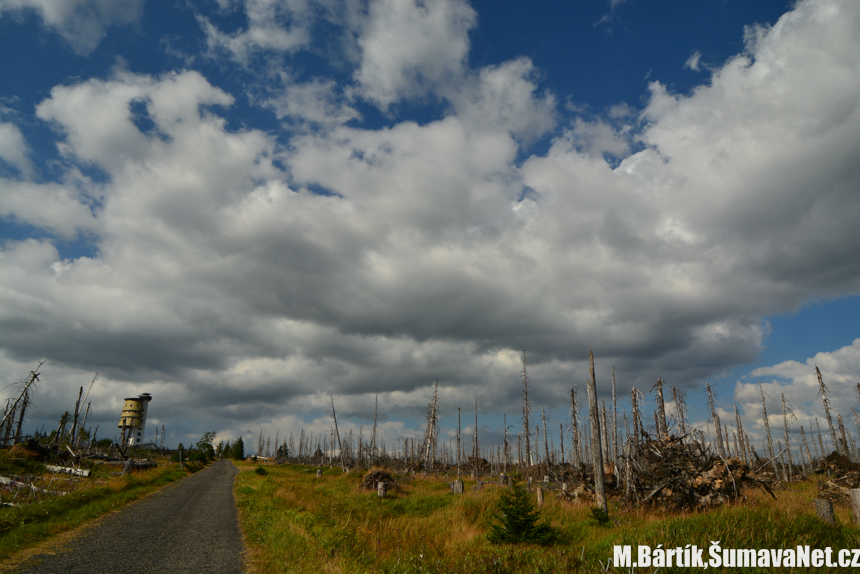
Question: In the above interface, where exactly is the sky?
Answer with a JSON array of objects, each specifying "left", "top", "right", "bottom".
[{"left": 1, "top": 0, "right": 859, "bottom": 456}]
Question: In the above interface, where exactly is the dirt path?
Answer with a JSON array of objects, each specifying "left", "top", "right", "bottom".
[{"left": 12, "top": 460, "right": 243, "bottom": 574}]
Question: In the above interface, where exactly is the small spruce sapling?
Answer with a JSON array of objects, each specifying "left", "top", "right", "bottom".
[{"left": 487, "top": 480, "right": 555, "bottom": 545}]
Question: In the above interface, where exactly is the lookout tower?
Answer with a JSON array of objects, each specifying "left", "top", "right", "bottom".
[{"left": 118, "top": 393, "right": 152, "bottom": 446}]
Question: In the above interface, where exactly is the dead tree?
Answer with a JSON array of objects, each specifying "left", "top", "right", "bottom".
[
  {"left": 800, "top": 425, "right": 812, "bottom": 471},
  {"left": 816, "top": 366, "right": 842, "bottom": 456},
  {"left": 734, "top": 404, "right": 748, "bottom": 465},
  {"left": 706, "top": 382, "right": 725, "bottom": 458},
  {"left": 837, "top": 414, "right": 850, "bottom": 462},
  {"left": 759, "top": 383, "right": 777, "bottom": 476},
  {"left": 586, "top": 351, "right": 607, "bottom": 514},
  {"left": 631, "top": 387, "right": 643, "bottom": 455},
  {"left": 370, "top": 395, "right": 378, "bottom": 467},
  {"left": 570, "top": 386, "right": 581, "bottom": 466},
  {"left": 542, "top": 407, "right": 549, "bottom": 466},
  {"left": 612, "top": 368, "right": 619, "bottom": 462},
  {"left": 330, "top": 394, "right": 346, "bottom": 472},
  {"left": 473, "top": 397, "right": 479, "bottom": 477},
  {"left": 672, "top": 386, "right": 687, "bottom": 437},
  {"left": 420, "top": 381, "right": 440, "bottom": 470},
  {"left": 781, "top": 393, "right": 796, "bottom": 478},
  {"left": 2, "top": 362, "right": 43, "bottom": 445},
  {"left": 521, "top": 349, "right": 533, "bottom": 466},
  {"left": 652, "top": 378, "right": 668, "bottom": 440}
]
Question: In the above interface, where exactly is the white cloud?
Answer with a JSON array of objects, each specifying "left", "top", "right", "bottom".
[
  {"left": 684, "top": 50, "right": 702, "bottom": 71},
  {"left": 0, "top": 0, "right": 145, "bottom": 56},
  {"left": 198, "top": 0, "right": 315, "bottom": 64},
  {"left": 262, "top": 76, "right": 360, "bottom": 126},
  {"left": 2, "top": 0, "right": 860, "bottom": 442},
  {"left": 451, "top": 57, "right": 556, "bottom": 141},
  {"left": 0, "top": 119, "right": 33, "bottom": 176},
  {"left": 353, "top": 0, "right": 476, "bottom": 108}
]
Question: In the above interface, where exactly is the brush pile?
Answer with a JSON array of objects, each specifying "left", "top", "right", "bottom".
[
  {"left": 624, "top": 433, "right": 775, "bottom": 511},
  {"left": 360, "top": 470, "right": 401, "bottom": 492}
]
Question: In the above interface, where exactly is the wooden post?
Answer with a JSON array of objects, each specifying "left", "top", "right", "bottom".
[
  {"left": 850, "top": 489, "right": 860, "bottom": 525},
  {"left": 815, "top": 498, "right": 836, "bottom": 524},
  {"left": 587, "top": 351, "right": 608, "bottom": 514}
]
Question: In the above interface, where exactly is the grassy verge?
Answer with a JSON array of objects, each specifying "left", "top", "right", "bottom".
[
  {"left": 235, "top": 464, "right": 860, "bottom": 574},
  {"left": 0, "top": 453, "right": 192, "bottom": 563}
]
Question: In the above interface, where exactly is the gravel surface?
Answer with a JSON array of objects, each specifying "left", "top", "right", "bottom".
[{"left": 14, "top": 460, "right": 244, "bottom": 574}]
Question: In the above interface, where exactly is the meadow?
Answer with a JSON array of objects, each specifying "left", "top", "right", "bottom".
[{"left": 234, "top": 462, "right": 860, "bottom": 574}]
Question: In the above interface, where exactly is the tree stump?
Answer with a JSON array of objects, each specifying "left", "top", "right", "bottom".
[
  {"left": 536, "top": 486, "right": 544, "bottom": 507},
  {"left": 316, "top": 469, "right": 322, "bottom": 478},
  {"left": 499, "top": 473, "right": 508, "bottom": 486},
  {"left": 815, "top": 498, "right": 836, "bottom": 524},
  {"left": 377, "top": 481, "right": 387, "bottom": 498},
  {"left": 850, "top": 489, "right": 860, "bottom": 525},
  {"left": 451, "top": 480, "right": 464, "bottom": 494},
  {"left": 562, "top": 482, "right": 569, "bottom": 493},
  {"left": 544, "top": 475, "right": 549, "bottom": 484}
]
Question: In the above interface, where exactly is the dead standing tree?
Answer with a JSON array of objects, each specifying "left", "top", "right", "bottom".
[
  {"left": 419, "top": 381, "right": 440, "bottom": 471},
  {"left": 2, "top": 362, "right": 44, "bottom": 446},
  {"left": 521, "top": 349, "right": 533, "bottom": 466},
  {"left": 816, "top": 366, "right": 842, "bottom": 457},
  {"left": 586, "top": 351, "right": 608, "bottom": 514},
  {"left": 706, "top": 382, "right": 726, "bottom": 458},
  {"left": 759, "top": 382, "right": 778, "bottom": 478},
  {"left": 652, "top": 378, "right": 668, "bottom": 440},
  {"left": 330, "top": 394, "right": 346, "bottom": 472}
]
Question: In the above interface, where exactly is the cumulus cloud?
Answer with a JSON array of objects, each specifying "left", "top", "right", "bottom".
[
  {"left": 0, "top": 119, "right": 33, "bottom": 176},
  {"left": 197, "top": 0, "right": 315, "bottom": 64},
  {"left": 2, "top": 0, "right": 860, "bottom": 444},
  {"left": 0, "top": 0, "right": 144, "bottom": 56},
  {"left": 353, "top": 0, "right": 476, "bottom": 108}
]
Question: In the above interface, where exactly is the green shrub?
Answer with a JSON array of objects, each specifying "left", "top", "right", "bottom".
[
  {"left": 255, "top": 466, "right": 268, "bottom": 476},
  {"left": 487, "top": 480, "right": 556, "bottom": 545}
]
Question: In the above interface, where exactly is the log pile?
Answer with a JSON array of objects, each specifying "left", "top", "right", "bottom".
[
  {"left": 816, "top": 472, "right": 860, "bottom": 506},
  {"left": 623, "top": 433, "right": 775, "bottom": 511}
]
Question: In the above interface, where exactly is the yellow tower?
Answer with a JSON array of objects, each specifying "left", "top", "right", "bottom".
[{"left": 118, "top": 393, "right": 152, "bottom": 446}]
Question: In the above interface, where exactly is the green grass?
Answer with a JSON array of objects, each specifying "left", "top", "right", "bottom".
[
  {"left": 235, "top": 464, "right": 860, "bottom": 574},
  {"left": 0, "top": 450, "right": 192, "bottom": 562}
]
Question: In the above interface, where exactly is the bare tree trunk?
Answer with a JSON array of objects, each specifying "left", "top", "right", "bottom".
[
  {"left": 672, "top": 386, "right": 687, "bottom": 437},
  {"left": 734, "top": 404, "right": 748, "bottom": 465},
  {"left": 521, "top": 349, "right": 532, "bottom": 466},
  {"left": 706, "top": 382, "right": 725, "bottom": 457},
  {"left": 653, "top": 378, "right": 668, "bottom": 440},
  {"left": 801, "top": 425, "right": 813, "bottom": 473},
  {"left": 816, "top": 366, "right": 842, "bottom": 456},
  {"left": 586, "top": 351, "right": 607, "bottom": 514},
  {"left": 542, "top": 407, "right": 549, "bottom": 466},
  {"left": 781, "top": 393, "right": 794, "bottom": 479},
  {"left": 330, "top": 395, "right": 346, "bottom": 472},
  {"left": 612, "top": 368, "right": 619, "bottom": 462},
  {"left": 570, "top": 386, "right": 581, "bottom": 466},
  {"left": 457, "top": 407, "right": 461, "bottom": 479},
  {"left": 631, "top": 388, "right": 641, "bottom": 456},
  {"left": 815, "top": 417, "right": 826, "bottom": 458},
  {"left": 838, "top": 414, "right": 850, "bottom": 461},
  {"left": 759, "top": 383, "right": 777, "bottom": 477}
]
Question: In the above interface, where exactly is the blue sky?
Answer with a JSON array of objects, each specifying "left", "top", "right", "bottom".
[{"left": 2, "top": 0, "right": 859, "bottom": 455}]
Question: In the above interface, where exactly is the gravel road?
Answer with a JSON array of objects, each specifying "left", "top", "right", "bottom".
[{"left": 13, "top": 459, "right": 244, "bottom": 574}]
